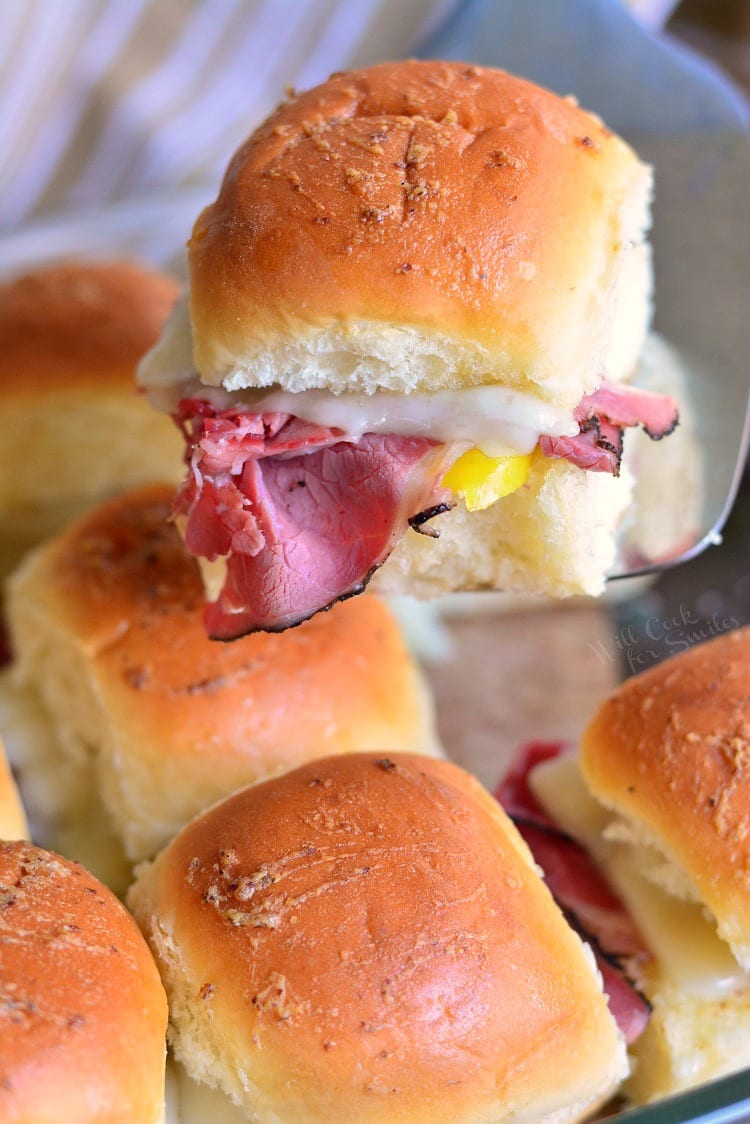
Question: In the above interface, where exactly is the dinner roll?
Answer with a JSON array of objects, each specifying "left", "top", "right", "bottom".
[
  {"left": 581, "top": 626, "right": 750, "bottom": 969},
  {"left": 0, "top": 260, "right": 183, "bottom": 575},
  {"left": 5, "top": 486, "right": 439, "bottom": 874},
  {"left": 180, "top": 61, "right": 650, "bottom": 406},
  {"left": 0, "top": 840, "right": 167, "bottom": 1122},
  {"left": 130, "top": 752, "right": 627, "bottom": 1124},
  {"left": 528, "top": 627, "right": 750, "bottom": 1104}
]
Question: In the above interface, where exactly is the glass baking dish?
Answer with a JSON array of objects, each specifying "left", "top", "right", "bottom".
[{"left": 1, "top": 1, "right": 749, "bottom": 1120}]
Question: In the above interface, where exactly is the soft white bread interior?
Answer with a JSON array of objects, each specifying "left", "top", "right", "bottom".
[
  {"left": 0, "top": 260, "right": 183, "bottom": 577},
  {"left": 374, "top": 453, "right": 633, "bottom": 598},
  {"left": 130, "top": 752, "right": 627, "bottom": 1124},
  {"left": 376, "top": 332, "right": 692, "bottom": 602},
  {"left": 529, "top": 628, "right": 750, "bottom": 1104},
  {"left": 5, "top": 486, "right": 440, "bottom": 870},
  {"left": 0, "top": 839, "right": 167, "bottom": 1123}
]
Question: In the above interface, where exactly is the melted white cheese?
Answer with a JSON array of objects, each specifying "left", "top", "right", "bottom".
[
  {"left": 138, "top": 295, "right": 578, "bottom": 457},
  {"left": 148, "top": 375, "right": 577, "bottom": 458},
  {"left": 252, "top": 384, "right": 576, "bottom": 457},
  {"left": 529, "top": 753, "right": 748, "bottom": 1001}
]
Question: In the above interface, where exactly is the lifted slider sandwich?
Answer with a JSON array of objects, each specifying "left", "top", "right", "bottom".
[{"left": 139, "top": 59, "right": 678, "bottom": 639}]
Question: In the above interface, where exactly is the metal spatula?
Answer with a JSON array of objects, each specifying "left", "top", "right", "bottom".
[{"left": 420, "top": 0, "right": 750, "bottom": 580}]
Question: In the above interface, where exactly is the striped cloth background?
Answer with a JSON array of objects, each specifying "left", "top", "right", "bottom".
[
  {"left": 0, "top": 0, "right": 460, "bottom": 233},
  {"left": 0, "top": 0, "right": 675, "bottom": 235}
]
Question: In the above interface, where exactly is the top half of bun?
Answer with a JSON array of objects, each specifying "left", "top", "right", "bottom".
[
  {"left": 141, "top": 60, "right": 652, "bottom": 410},
  {"left": 0, "top": 840, "right": 166, "bottom": 1123},
  {"left": 130, "top": 752, "right": 626, "bottom": 1124},
  {"left": 580, "top": 627, "right": 750, "bottom": 969},
  {"left": 0, "top": 260, "right": 179, "bottom": 400}
]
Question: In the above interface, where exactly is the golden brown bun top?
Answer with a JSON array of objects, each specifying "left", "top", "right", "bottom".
[
  {"left": 189, "top": 59, "right": 647, "bottom": 394},
  {"left": 134, "top": 753, "right": 625, "bottom": 1123},
  {"left": 15, "top": 485, "right": 435, "bottom": 768},
  {"left": 0, "top": 260, "right": 179, "bottom": 396},
  {"left": 581, "top": 628, "right": 750, "bottom": 964},
  {"left": 0, "top": 840, "right": 166, "bottom": 1122}
]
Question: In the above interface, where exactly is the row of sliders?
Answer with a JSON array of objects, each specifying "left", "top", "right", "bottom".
[
  {"left": 0, "top": 251, "right": 184, "bottom": 1121},
  {"left": 2, "top": 601, "right": 750, "bottom": 1119},
  {"left": 0, "top": 56, "right": 736, "bottom": 1123}
]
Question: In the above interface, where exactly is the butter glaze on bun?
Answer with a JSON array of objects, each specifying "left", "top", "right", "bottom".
[
  {"left": 6, "top": 486, "right": 439, "bottom": 866},
  {"left": 0, "top": 260, "right": 183, "bottom": 573},
  {"left": 185, "top": 60, "right": 651, "bottom": 406},
  {"left": 130, "top": 753, "right": 627, "bottom": 1124},
  {"left": 581, "top": 627, "right": 750, "bottom": 970},
  {"left": 0, "top": 840, "right": 167, "bottom": 1123}
]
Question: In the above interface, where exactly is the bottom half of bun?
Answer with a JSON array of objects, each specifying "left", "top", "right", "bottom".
[{"left": 375, "top": 455, "right": 633, "bottom": 601}]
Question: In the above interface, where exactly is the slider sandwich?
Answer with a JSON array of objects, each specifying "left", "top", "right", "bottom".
[
  {"left": 0, "top": 840, "right": 167, "bottom": 1122},
  {"left": 0, "top": 260, "right": 182, "bottom": 577},
  {"left": 130, "top": 752, "right": 628, "bottom": 1124},
  {"left": 499, "top": 627, "right": 750, "bottom": 1105},
  {"left": 3, "top": 486, "right": 438, "bottom": 885},
  {"left": 139, "top": 59, "right": 678, "bottom": 638}
]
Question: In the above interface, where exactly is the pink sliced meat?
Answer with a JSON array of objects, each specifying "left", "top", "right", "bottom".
[
  {"left": 578, "top": 383, "right": 679, "bottom": 439},
  {"left": 511, "top": 819, "right": 650, "bottom": 966},
  {"left": 539, "top": 419, "right": 623, "bottom": 475},
  {"left": 174, "top": 402, "right": 454, "bottom": 638},
  {"left": 495, "top": 740, "right": 568, "bottom": 829},
  {"left": 172, "top": 379, "right": 678, "bottom": 636},
  {"left": 540, "top": 381, "right": 678, "bottom": 475},
  {"left": 495, "top": 742, "right": 652, "bottom": 1045},
  {"left": 597, "top": 955, "right": 652, "bottom": 1047}
]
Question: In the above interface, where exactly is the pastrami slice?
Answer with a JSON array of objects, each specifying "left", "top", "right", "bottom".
[{"left": 175, "top": 402, "right": 454, "bottom": 637}]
